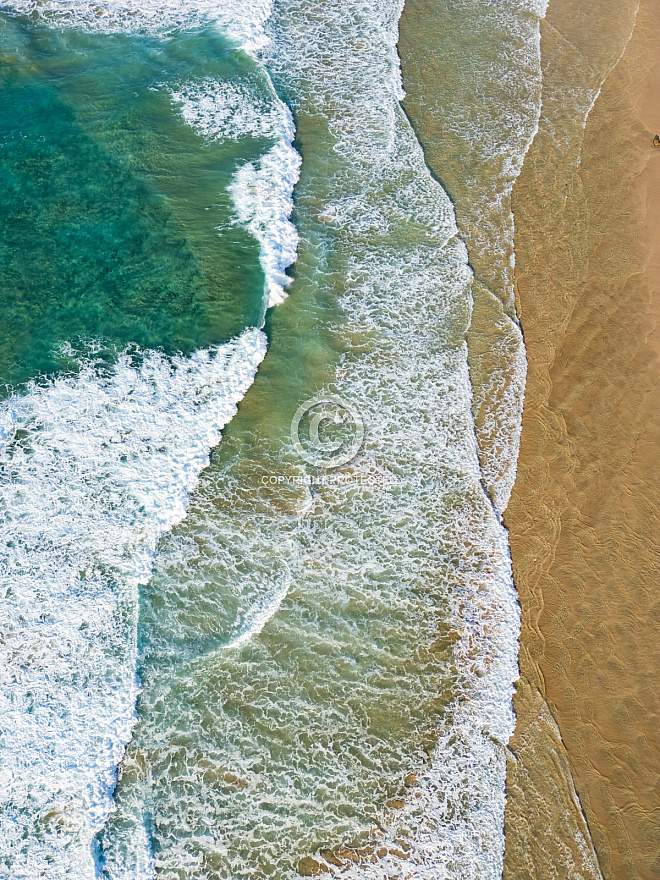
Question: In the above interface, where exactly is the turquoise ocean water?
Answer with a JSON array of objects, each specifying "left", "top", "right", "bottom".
[{"left": 0, "top": 1, "right": 548, "bottom": 878}]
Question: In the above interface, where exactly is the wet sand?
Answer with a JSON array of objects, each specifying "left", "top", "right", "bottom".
[{"left": 504, "top": 0, "right": 660, "bottom": 877}]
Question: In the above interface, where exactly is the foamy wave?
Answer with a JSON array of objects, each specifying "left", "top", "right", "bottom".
[
  {"left": 0, "top": 1, "right": 539, "bottom": 878},
  {"left": 0, "top": 0, "right": 274, "bottom": 52},
  {"left": 169, "top": 78, "right": 285, "bottom": 142},
  {"left": 226, "top": 570, "right": 293, "bottom": 649},
  {"left": 0, "top": 4, "right": 299, "bottom": 874},
  {"left": 390, "top": 0, "right": 549, "bottom": 513},
  {"left": 169, "top": 77, "right": 301, "bottom": 309},
  {"left": 0, "top": 329, "right": 266, "bottom": 878},
  {"left": 229, "top": 137, "right": 300, "bottom": 307}
]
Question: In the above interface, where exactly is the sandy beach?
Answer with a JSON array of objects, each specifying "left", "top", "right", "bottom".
[{"left": 504, "top": 0, "right": 660, "bottom": 876}]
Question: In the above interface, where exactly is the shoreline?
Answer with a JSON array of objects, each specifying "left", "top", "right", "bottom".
[{"left": 504, "top": 0, "right": 660, "bottom": 876}]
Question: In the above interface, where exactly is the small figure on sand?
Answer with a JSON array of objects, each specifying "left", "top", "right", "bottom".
[{"left": 654, "top": 134, "right": 660, "bottom": 147}]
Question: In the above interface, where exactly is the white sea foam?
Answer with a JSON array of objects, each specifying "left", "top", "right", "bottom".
[
  {"left": 169, "top": 77, "right": 301, "bottom": 308},
  {"left": 0, "top": 330, "right": 266, "bottom": 878},
  {"left": 226, "top": 569, "right": 292, "bottom": 649},
  {"left": 169, "top": 79, "right": 285, "bottom": 142},
  {"left": 0, "top": 4, "right": 301, "bottom": 877},
  {"left": 0, "top": 0, "right": 274, "bottom": 52},
  {"left": 383, "top": 0, "right": 550, "bottom": 512},
  {"left": 228, "top": 138, "right": 300, "bottom": 307}
]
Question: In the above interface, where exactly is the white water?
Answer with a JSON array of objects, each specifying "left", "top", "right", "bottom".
[
  {"left": 0, "top": 331, "right": 266, "bottom": 878},
  {"left": 0, "top": 0, "right": 272, "bottom": 48}
]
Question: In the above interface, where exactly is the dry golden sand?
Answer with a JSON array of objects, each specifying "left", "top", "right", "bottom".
[{"left": 504, "top": 0, "right": 660, "bottom": 877}]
